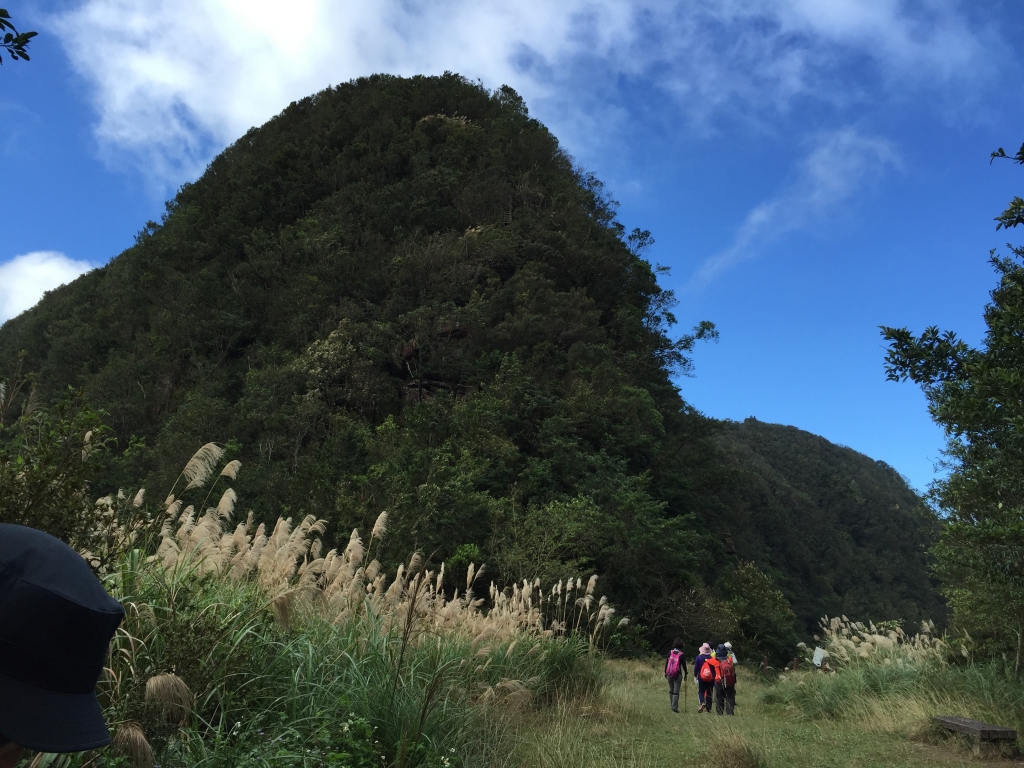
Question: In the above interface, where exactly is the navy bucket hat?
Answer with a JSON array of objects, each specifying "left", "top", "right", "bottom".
[{"left": 0, "top": 524, "right": 125, "bottom": 752}]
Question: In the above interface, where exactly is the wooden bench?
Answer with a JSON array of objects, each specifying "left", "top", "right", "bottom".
[{"left": 934, "top": 716, "right": 1018, "bottom": 757}]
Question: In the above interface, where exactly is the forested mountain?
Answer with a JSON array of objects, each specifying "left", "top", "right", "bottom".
[
  {"left": 0, "top": 73, "right": 940, "bottom": 650},
  {"left": 710, "top": 419, "right": 944, "bottom": 634}
]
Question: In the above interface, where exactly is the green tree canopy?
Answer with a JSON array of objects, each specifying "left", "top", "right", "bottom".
[{"left": 882, "top": 143, "right": 1024, "bottom": 663}]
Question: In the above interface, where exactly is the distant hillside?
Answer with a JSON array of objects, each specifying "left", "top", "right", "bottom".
[
  {"left": 710, "top": 418, "right": 944, "bottom": 633},
  {"left": 0, "top": 73, "right": 941, "bottom": 650}
]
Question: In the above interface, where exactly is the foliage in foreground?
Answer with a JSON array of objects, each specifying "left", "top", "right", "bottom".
[
  {"left": 89, "top": 553, "right": 600, "bottom": 767},
  {"left": 34, "top": 446, "right": 609, "bottom": 768}
]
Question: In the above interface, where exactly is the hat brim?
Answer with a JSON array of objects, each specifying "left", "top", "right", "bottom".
[{"left": 0, "top": 670, "right": 111, "bottom": 753}]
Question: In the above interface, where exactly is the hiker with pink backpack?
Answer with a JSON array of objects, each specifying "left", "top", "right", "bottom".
[
  {"left": 714, "top": 643, "right": 737, "bottom": 715},
  {"left": 664, "top": 638, "right": 684, "bottom": 712}
]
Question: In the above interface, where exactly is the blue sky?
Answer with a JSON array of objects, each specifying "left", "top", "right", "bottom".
[{"left": 2, "top": 1, "right": 1023, "bottom": 492}]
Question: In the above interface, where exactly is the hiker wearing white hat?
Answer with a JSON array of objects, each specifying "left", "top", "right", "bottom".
[{"left": 724, "top": 641, "right": 738, "bottom": 665}]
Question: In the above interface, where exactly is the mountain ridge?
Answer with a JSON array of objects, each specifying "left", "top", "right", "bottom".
[{"left": 0, "top": 73, "right": 942, "bottom": 648}]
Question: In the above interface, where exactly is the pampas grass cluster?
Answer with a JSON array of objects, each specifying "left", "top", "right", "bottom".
[
  {"left": 149, "top": 445, "right": 623, "bottom": 648},
  {"left": 806, "top": 615, "right": 945, "bottom": 667},
  {"left": 81, "top": 445, "right": 612, "bottom": 768}
]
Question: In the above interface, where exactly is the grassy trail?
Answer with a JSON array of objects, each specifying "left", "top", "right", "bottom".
[{"left": 512, "top": 659, "right": 1023, "bottom": 767}]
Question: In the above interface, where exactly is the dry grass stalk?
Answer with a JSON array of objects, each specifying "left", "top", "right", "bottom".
[
  {"left": 144, "top": 672, "right": 193, "bottom": 724},
  {"left": 112, "top": 722, "right": 154, "bottom": 768}
]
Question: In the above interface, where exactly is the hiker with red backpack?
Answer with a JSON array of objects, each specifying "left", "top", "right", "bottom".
[
  {"left": 714, "top": 643, "right": 737, "bottom": 715},
  {"left": 724, "top": 641, "right": 738, "bottom": 665},
  {"left": 664, "top": 638, "right": 684, "bottom": 712},
  {"left": 693, "top": 642, "right": 716, "bottom": 713}
]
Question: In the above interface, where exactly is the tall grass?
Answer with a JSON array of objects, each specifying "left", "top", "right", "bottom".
[
  {"left": 804, "top": 615, "right": 945, "bottom": 667},
  {"left": 765, "top": 609, "right": 1024, "bottom": 746},
  {"left": 53, "top": 447, "right": 614, "bottom": 767},
  {"left": 764, "top": 661, "right": 1024, "bottom": 734}
]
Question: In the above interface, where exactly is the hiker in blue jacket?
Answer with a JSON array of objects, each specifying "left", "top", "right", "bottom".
[
  {"left": 693, "top": 642, "right": 715, "bottom": 713},
  {"left": 664, "top": 638, "right": 684, "bottom": 712}
]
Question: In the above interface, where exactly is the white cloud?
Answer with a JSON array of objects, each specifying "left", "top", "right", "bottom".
[
  {"left": 46, "top": 0, "right": 994, "bottom": 187},
  {"left": 688, "top": 128, "right": 901, "bottom": 288},
  {"left": 0, "top": 252, "right": 92, "bottom": 323}
]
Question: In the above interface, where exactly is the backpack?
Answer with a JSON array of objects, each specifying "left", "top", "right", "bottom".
[
  {"left": 720, "top": 657, "right": 737, "bottom": 687},
  {"left": 699, "top": 658, "right": 715, "bottom": 682},
  {"left": 665, "top": 649, "right": 682, "bottom": 677}
]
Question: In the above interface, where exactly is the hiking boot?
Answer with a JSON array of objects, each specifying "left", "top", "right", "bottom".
[{"left": 697, "top": 704, "right": 706, "bottom": 713}]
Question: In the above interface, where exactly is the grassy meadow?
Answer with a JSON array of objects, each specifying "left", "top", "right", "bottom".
[
  {"left": 19, "top": 447, "right": 1024, "bottom": 768},
  {"left": 22, "top": 540, "right": 1024, "bottom": 768},
  {"left": 512, "top": 659, "right": 1024, "bottom": 768}
]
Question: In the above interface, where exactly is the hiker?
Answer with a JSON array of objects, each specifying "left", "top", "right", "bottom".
[
  {"left": 694, "top": 642, "right": 716, "bottom": 713},
  {"left": 715, "top": 644, "right": 737, "bottom": 715},
  {"left": 724, "top": 641, "right": 738, "bottom": 665},
  {"left": 0, "top": 525, "right": 125, "bottom": 767},
  {"left": 664, "top": 638, "right": 684, "bottom": 713}
]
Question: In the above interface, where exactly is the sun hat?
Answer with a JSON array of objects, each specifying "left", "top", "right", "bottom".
[
  {"left": 699, "top": 642, "right": 711, "bottom": 655},
  {"left": 724, "top": 641, "right": 732, "bottom": 649},
  {"left": 0, "top": 524, "right": 125, "bottom": 752},
  {"left": 716, "top": 644, "right": 728, "bottom": 658}
]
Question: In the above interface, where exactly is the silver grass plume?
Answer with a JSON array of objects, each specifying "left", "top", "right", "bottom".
[
  {"left": 344, "top": 529, "right": 364, "bottom": 566},
  {"left": 408, "top": 552, "right": 423, "bottom": 577},
  {"left": 219, "top": 459, "right": 242, "bottom": 480},
  {"left": 165, "top": 499, "right": 183, "bottom": 519},
  {"left": 371, "top": 510, "right": 388, "bottom": 541},
  {"left": 181, "top": 443, "right": 225, "bottom": 492},
  {"left": 215, "top": 488, "right": 237, "bottom": 520}
]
